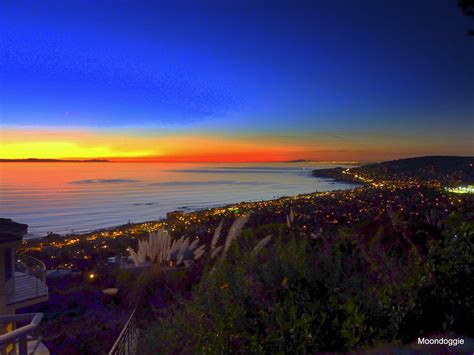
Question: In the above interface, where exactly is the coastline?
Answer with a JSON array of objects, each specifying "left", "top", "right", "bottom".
[
  {"left": 24, "top": 181, "right": 361, "bottom": 242},
  {"left": 3, "top": 162, "right": 359, "bottom": 238},
  {"left": 311, "top": 167, "right": 361, "bottom": 184},
  {"left": 20, "top": 182, "right": 379, "bottom": 273},
  {"left": 18, "top": 155, "right": 474, "bottom": 271},
  {"left": 20, "top": 180, "right": 469, "bottom": 275},
  {"left": 19, "top": 155, "right": 473, "bottom": 243},
  {"left": 21, "top": 173, "right": 359, "bottom": 240}
]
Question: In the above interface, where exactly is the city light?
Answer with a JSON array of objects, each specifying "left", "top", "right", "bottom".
[{"left": 445, "top": 185, "right": 474, "bottom": 194}]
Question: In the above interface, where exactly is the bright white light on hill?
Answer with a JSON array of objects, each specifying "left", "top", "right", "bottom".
[{"left": 445, "top": 185, "right": 474, "bottom": 194}]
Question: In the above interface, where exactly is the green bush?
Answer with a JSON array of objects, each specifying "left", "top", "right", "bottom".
[{"left": 140, "top": 213, "right": 474, "bottom": 353}]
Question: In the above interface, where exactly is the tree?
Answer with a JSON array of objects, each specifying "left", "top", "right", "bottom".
[{"left": 459, "top": 0, "right": 474, "bottom": 35}]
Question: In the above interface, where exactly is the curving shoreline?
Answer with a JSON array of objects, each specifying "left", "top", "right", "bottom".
[{"left": 18, "top": 156, "right": 474, "bottom": 273}]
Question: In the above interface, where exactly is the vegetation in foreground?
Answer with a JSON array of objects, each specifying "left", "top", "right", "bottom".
[{"left": 138, "top": 206, "right": 473, "bottom": 353}]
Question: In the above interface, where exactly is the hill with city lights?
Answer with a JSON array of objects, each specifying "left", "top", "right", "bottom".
[{"left": 313, "top": 156, "right": 474, "bottom": 187}]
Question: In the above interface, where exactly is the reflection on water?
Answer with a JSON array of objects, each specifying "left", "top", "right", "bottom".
[{"left": 0, "top": 162, "right": 354, "bottom": 238}]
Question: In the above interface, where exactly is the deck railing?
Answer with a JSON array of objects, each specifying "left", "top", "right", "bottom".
[
  {"left": 108, "top": 308, "right": 139, "bottom": 355},
  {"left": 15, "top": 255, "right": 46, "bottom": 281},
  {"left": 0, "top": 313, "right": 44, "bottom": 355},
  {"left": 5, "top": 254, "right": 48, "bottom": 305}
]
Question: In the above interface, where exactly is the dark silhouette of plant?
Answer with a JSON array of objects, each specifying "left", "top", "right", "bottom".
[{"left": 459, "top": 0, "right": 474, "bottom": 35}]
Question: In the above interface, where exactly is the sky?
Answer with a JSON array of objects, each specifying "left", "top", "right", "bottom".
[{"left": 1, "top": 0, "right": 473, "bottom": 162}]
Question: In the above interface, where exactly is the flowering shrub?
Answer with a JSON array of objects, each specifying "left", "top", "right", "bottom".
[{"left": 129, "top": 229, "right": 206, "bottom": 267}]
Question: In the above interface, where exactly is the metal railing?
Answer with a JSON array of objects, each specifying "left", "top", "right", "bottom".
[
  {"left": 108, "top": 308, "right": 139, "bottom": 355},
  {"left": 5, "top": 255, "right": 48, "bottom": 305},
  {"left": 15, "top": 255, "right": 46, "bottom": 281},
  {"left": 0, "top": 313, "right": 44, "bottom": 355}
]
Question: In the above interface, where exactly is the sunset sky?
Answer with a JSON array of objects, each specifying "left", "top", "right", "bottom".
[{"left": 1, "top": 0, "right": 473, "bottom": 162}]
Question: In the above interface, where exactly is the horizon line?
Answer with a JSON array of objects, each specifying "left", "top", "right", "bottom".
[{"left": 0, "top": 157, "right": 364, "bottom": 164}]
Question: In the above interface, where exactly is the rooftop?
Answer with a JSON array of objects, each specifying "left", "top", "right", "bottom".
[{"left": 0, "top": 218, "right": 28, "bottom": 243}]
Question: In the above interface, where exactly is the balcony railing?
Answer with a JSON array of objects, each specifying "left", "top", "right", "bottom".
[
  {"left": 109, "top": 308, "right": 139, "bottom": 355},
  {"left": 0, "top": 313, "right": 45, "bottom": 355},
  {"left": 5, "top": 255, "right": 48, "bottom": 305}
]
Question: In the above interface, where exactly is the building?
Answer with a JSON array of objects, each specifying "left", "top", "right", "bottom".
[
  {"left": 0, "top": 219, "right": 49, "bottom": 354},
  {"left": 166, "top": 210, "right": 184, "bottom": 220}
]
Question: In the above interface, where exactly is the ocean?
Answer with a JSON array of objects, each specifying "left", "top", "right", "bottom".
[{"left": 0, "top": 162, "right": 355, "bottom": 238}]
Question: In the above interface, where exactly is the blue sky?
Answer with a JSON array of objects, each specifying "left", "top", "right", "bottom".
[{"left": 1, "top": 0, "right": 473, "bottom": 161}]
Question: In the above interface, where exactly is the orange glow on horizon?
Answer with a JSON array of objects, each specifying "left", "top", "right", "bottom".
[
  {"left": 0, "top": 128, "right": 309, "bottom": 162},
  {"left": 1, "top": 127, "right": 470, "bottom": 162}
]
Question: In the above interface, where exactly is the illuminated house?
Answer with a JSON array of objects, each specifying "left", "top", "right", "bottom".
[
  {"left": 0, "top": 219, "right": 49, "bottom": 354},
  {"left": 166, "top": 210, "right": 184, "bottom": 220}
]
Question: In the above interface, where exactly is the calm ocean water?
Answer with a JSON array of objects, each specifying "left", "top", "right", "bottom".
[{"left": 0, "top": 162, "right": 355, "bottom": 238}]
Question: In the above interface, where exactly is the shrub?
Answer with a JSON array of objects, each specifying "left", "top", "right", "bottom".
[{"left": 140, "top": 210, "right": 474, "bottom": 353}]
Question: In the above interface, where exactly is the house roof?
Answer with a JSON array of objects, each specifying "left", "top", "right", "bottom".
[{"left": 0, "top": 218, "right": 28, "bottom": 243}]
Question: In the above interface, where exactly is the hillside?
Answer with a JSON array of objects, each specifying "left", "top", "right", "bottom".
[{"left": 313, "top": 156, "right": 474, "bottom": 186}]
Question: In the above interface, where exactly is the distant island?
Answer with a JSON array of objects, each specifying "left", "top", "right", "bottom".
[
  {"left": 0, "top": 158, "right": 110, "bottom": 163},
  {"left": 284, "top": 159, "right": 316, "bottom": 163}
]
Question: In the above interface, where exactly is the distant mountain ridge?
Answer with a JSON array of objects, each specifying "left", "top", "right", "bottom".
[
  {"left": 361, "top": 156, "right": 473, "bottom": 180},
  {"left": 0, "top": 158, "right": 110, "bottom": 163},
  {"left": 312, "top": 156, "right": 474, "bottom": 185}
]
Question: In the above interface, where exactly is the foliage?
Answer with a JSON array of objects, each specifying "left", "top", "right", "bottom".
[
  {"left": 140, "top": 208, "right": 474, "bottom": 353},
  {"left": 129, "top": 229, "right": 206, "bottom": 267}
]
